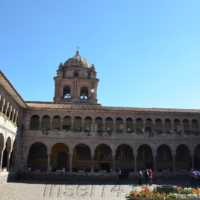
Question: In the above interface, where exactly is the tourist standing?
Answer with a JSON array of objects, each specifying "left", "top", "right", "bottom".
[
  {"left": 189, "top": 168, "right": 194, "bottom": 188},
  {"left": 149, "top": 169, "right": 153, "bottom": 185},
  {"left": 118, "top": 168, "right": 121, "bottom": 180},
  {"left": 145, "top": 169, "right": 149, "bottom": 185},
  {"left": 138, "top": 170, "right": 143, "bottom": 185}
]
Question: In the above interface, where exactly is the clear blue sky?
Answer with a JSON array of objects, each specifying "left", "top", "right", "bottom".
[{"left": 0, "top": 0, "right": 200, "bottom": 109}]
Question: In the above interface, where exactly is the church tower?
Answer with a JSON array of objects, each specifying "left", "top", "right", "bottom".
[{"left": 53, "top": 51, "right": 99, "bottom": 104}]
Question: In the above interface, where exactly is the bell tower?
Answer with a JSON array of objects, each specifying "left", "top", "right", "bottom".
[{"left": 53, "top": 51, "right": 99, "bottom": 104}]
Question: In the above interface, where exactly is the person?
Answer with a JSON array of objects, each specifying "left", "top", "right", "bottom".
[
  {"left": 149, "top": 168, "right": 153, "bottom": 186},
  {"left": 145, "top": 169, "right": 149, "bottom": 185},
  {"left": 138, "top": 170, "right": 143, "bottom": 185},
  {"left": 50, "top": 166, "right": 52, "bottom": 172},
  {"left": 118, "top": 168, "right": 121, "bottom": 180},
  {"left": 62, "top": 167, "right": 66, "bottom": 172},
  {"left": 110, "top": 168, "right": 113, "bottom": 173},
  {"left": 189, "top": 168, "right": 194, "bottom": 188},
  {"left": 28, "top": 167, "right": 31, "bottom": 172},
  {"left": 193, "top": 169, "right": 199, "bottom": 188}
]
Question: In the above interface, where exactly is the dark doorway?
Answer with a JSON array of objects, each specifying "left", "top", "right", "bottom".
[
  {"left": 57, "top": 152, "right": 67, "bottom": 170},
  {"left": 100, "top": 163, "right": 110, "bottom": 172}
]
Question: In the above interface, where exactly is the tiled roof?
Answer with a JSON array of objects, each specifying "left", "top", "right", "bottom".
[{"left": 26, "top": 102, "right": 200, "bottom": 114}]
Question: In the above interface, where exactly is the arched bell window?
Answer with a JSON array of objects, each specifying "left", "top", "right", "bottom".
[
  {"left": 74, "top": 71, "right": 78, "bottom": 78},
  {"left": 63, "top": 86, "right": 71, "bottom": 98},
  {"left": 80, "top": 87, "right": 88, "bottom": 99}
]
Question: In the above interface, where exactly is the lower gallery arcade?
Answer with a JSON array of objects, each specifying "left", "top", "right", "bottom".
[{"left": 27, "top": 142, "right": 200, "bottom": 176}]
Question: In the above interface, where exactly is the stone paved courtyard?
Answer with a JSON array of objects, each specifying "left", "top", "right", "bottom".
[{"left": 0, "top": 179, "right": 192, "bottom": 200}]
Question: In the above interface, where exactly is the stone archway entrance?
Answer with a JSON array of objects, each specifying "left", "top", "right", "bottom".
[{"left": 57, "top": 152, "right": 67, "bottom": 169}]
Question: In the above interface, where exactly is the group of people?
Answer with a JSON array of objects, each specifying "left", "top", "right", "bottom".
[
  {"left": 138, "top": 169, "right": 153, "bottom": 185},
  {"left": 189, "top": 168, "right": 200, "bottom": 188}
]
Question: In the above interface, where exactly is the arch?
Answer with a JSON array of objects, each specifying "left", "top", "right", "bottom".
[
  {"left": 183, "top": 119, "right": 190, "bottom": 132},
  {"left": 156, "top": 144, "right": 173, "bottom": 172},
  {"left": 155, "top": 118, "right": 163, "bottom": 133},
  {"left": 80, "top": 87, "right": 88, "bottom": 99},
  {"left": 176, "top": 144, "right": 190, "bottom": 169},
  {"left": 137, "top": 144, "right": 154, "bottom": 171},
  {"left": 28, "top": 142, "right": 48, "bottom": 171},
  {"left": 63, "top": 116, "right": 71, "bottom": 131},
  {"left": 74, "top": 116, "right": 82, "bottom": 132},
  {"left": 115, "top": 144, "right": 134, "bottom": 161},
  {"left": 95, "top": 117, "right": 103, "bottom": 131},
  {"left": 0, "top": 133, "right": 4, "bottom": 147},
  {"left": 155, "top": 118, "right": 163, "bottom": 123},
  {"left": 126, "top": 118, "right": 134, "bottom": 133},
  {"left": 105, "top": 117, "right": 113, "bottom": 131},
  {"left": 116, "top": 117, "right": 124, "bottom": 133},
  {"left": 51, "top": 143, "right": 69, "bottom": 172},
  {"left": 41, "top": 115, "right": 50, "bottom": 130},
  {"left": 74, "top": 71, "right": 78, "bottom": 78},
  {"left": 145, "top": 118, "right": 153, "bottom": 133},
  {"left": 84, "top": 117, "right": 92, "bottom": 132},
  {"left": 191, "top": 119, "right": 199, "bottom": 132},
  {"left": 174, "top": 119, "right": 181, "bottom": 133},
  {"left": 135, "top": 118, "right": 143, "bottom": 133},
  {"left": 30, "top": 115, "right": 40, "bottom": 130},
  {"left": 52, "top": 115, "right": 61, "bottom": 130},
  {"left": 94, "top": 144, "right": 112, "bottom": 172},
  {"left": 63, "top": 86, "right": 71, "bottom": 98}
]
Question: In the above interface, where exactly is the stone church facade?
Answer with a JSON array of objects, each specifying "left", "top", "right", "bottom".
[{"left": 0, "top": 51, "right": 200, "bottom": 180}]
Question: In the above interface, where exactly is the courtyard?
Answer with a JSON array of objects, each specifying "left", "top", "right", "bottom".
[{"left": 0, "top": 179, "right": 192, "bottom": 200}]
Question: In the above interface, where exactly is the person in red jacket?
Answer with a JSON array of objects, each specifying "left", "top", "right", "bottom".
[{"left": 149, "top": 169, "right": 153, "bottom": 185}]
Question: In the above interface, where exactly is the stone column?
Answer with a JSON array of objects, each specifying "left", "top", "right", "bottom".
[
  {"left": 172, "top": 153, "right": 176, "bottom": 172},
  {"left": 172, "top": 123, "right": 174, "bottom": 134},
  {"left": 181, "top": 122, "right": 184, "bottom": 134},
  {"left": 1, "top": 99, "right": 5, "bottom": 113},
  {"left": 6, "top": 148, "right": 12, "bottom": 171},
  {"left": 103, "top": 120, "right": 105, "bottom": 132},
  {"left": 69, "top": 153, "right": 73, "bottom": 173},
  {"left": 91, "top": 152, "right": 95, "bottom": 173},
  {"left": 60, "top": 119, "right": 63, "bottom": 131},
  {"left": 191, "top": 153, "right": 194, "bottom": 169},
  {"left": 5, "top": 102, "right": 9, "bottom": 117},
  {"left": 12, "top": 109, "right": 15, "bottom": 121},
  {"left": 112, "top": 153, "right": 116, "bottom": 173},
  {"left": 152, "top": 122, "right": 155, "bottom": 133},
  {"left": 47, "top": 151, "right": 51, "bottom": 172},
  {"left": 189, "top": 122, "right": 192, "bottom": 132},
  {"left": 50, "top": 119, "right": 52, "bottom": 130},
  {"left": 134, "top": 154, "right": 137, "bottom": 172},
  {"left": 124, "top": 122, "right": 126, "bottom": 134},
  {"left": 133, "top": 122, "right": 136, "bottom": 133},
  {"left": 113, "top": 122, "right": 116, "bottom": 133},
  {"left": 8, "top": 106, "right": 13, "bottom": 119},
  {"left": 39, "top": 119, "right": 41, "bottom": 130},
  {"left": 143, "top": 122, "right": 146, "bottom": 133},
  {"left": 92, "top": 120, "right": 95, "bottom": 132},
  {"left": 153, "top": 153, "right": 157, "bottom": 172},
  {"left": 162, "top": 122, "right": 165, "bottom": 133},
  {"left": 82, "top": 120, "right": 84, "bottom": 132},
  {"left": 71, "top": 120, "right": 74, "bottom": 131},
  {"left": 0, "top": 147, "right": 5, "bottom": 170},
  {"left": 14, "top": 111, "right": 18, "bottom": 123}
]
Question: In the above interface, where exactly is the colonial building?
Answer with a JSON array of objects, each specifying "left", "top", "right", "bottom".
[{"left": 0, "top": 51, "right": 200, "bottom": 180}]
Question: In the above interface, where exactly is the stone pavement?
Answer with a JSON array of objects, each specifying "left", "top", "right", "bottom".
[{"left": 0, "top": 179, "right": 192, "bottom": 200}]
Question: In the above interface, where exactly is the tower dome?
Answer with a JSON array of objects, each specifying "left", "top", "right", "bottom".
[{"left": 63, "top": 51, "right": 91, "bottom": 68}]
